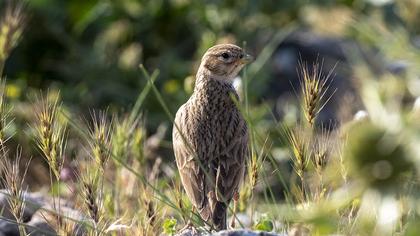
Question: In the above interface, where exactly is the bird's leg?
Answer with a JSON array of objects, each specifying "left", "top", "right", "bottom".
[{"left": 230, "top": 191, "right": 239, "bottom": 229}]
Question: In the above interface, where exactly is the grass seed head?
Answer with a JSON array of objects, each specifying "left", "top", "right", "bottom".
[
  {"left": 285, "top": 127, "right": 309, "bottom": 179},
  {"left": 112, "top": 115, "right": 142, "bottom": 163},
  {"left": 1, "top": 148, "right": 29, "bottom": 236},
  {"left": 0, "top": 0, "right": 26, "bottom": 75},
  {"left": 88, "top": 110, "right": 113, "bottom": 171},
  {"left": 312, "top": 125, "right": 334, "bottom": 175},
  {"left": 299, "top": 60, "right": 335, "bottom": 126},
  {"left": 34, "top": 93, "right": 67, "bottom": 180},
  {"left": 0, "top": 80, "right": 10, "bottom": 144},
  {"left": 80, "top": 170, "right": 102, "bottom": 226}
]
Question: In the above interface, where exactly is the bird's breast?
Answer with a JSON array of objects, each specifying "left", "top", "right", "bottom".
[{"left": 186, "top": 91, "right": 242, "bottom": 158}]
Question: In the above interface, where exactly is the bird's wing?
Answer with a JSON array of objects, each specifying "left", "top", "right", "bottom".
[
  {"left": 173, "top": 105, "right": 208, "bottom": 212},
  {"left": 215, "top": 115, "right": 248, "bottom": 202}
]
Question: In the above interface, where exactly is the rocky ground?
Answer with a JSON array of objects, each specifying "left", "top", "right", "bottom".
[
  {"left": 176, "top": 229, "right": 286, "bottom": 236},
  {"left": 0, "top": 190, "right": 307, "bottom": 236},
  {"left": 0, "top": 190, "right": 85, "bottom": 236}
]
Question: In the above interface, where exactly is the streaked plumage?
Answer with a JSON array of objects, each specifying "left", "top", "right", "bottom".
[{"left": 173, "top": 44, "right": 252, "bottom": 230}]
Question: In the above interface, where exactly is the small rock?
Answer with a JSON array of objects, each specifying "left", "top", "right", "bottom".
[
  {"left": 27, "top": 205, "right": 87, "bottom": 236},
  {"left": 0, "top": 219, "right": 19, "bottom": 236},
  {"left": 212, "top": 229, "right": 284, "bottom": 236},
  {"left": 288, "top": 224, "right": 310, "bottom": 236},
  {"left": 176, "top": 228, "right": 200, "bottom": 236},
  {"left": 176, "top": 229, "right": 285, "bottom": 236},
  {"left": 230, "top": 213, "right": 252, "bottom": 228},
  {"left": 26, "top": 211, "right": 56, "bottom": 236}
]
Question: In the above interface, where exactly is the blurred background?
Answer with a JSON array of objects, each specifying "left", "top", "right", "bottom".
[
  {"left": 4, "top": 0, "right": 418, "bottom": 126},
  {"left": 2, "top": 0, "right": 420, "bottom": 190},
  {"left": 1, "top": 0, "right": 419, "bottom": 191}
]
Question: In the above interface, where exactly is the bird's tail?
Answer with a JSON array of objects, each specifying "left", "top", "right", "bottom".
[
  {"left": 212, "top": 201, "right": 227, "bottom": 231},
  {"left": 198, "top": 200, "right": 227, "bottom": 231},
  {"left": 198, "top": 201, "right": 212, "bottom": 222}
]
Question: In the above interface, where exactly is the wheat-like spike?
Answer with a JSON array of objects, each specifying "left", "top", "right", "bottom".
[
  {"left": 78, "top": 164, "right": 110, "bottom": 236},
  {"left": 112, "top": 114, "right": 142, "bottom": 162},
  {"left": 0, "top": 79, "right": 13, "bottom": 156},
  {"left": 250, "top": 153, "right": 259, "bottom": 190},
  {"left": 248, "top": 136, "right": 270, "bottom": 193},
  {"left": 312, "top": 124, "right": 334, "bottom": 175},
  {"left": 283, "top": 125, "right": 310, "bottom": 203},
  {"left": 1, "top": 148, "right": 29, "bottom": 236},
  {"left": 84, "top": 181, "right": 99, "bottom": 223},
  {"left": 285, "top": 127, "right": 308, "bottom": 179},
  {"left": 0, "top": 0, "right": 26, "bottom": 75},
  {"left": 0, "top": 80, "right": 9, "bottom": 143},
  {"left": 298, "top": 60, "right": 336, "bottom": 126},
  {"left": 88, "top": 110, "right": 112, "bottom": 171},
  {"left": 79, "top": 169, "right": 101, "bottom": 224},
  {"left": 34, "top": 93, "right": 67, "bottom": 180},
  {"left": 56, "top": 220, "right": 79, "bottom": 236}
]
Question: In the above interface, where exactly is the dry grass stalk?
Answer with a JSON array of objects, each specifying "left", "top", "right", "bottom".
[
  {"left": 0, "top": 0, "right": 26, "bottom": 75},
  {"left": 56, "top": 219, "right": 81, "bottom": 236},
  {"left": 299, "top": 61, "right": 335, "bottom": 126},
  {"left": 88, "top": 111, "right": 112, "bottom": 171},
  {"left": 1, "top": 148, "right": 29, "bottom": 236},
  {"left": 172, "top": 182, "right": 187, "bottom": 223},
  {"left": 312, "top": 126, "right": 333, "bottom": 177},
  {"left": 148, "top": 157, "right": 162, "bottom": 183},
  {"left": 110, "top": 115, "right": 143, "bottom": 216},
  {"left": 284, "top": 126, "right": 309, "bottom": 203},
  {"left": 112, "top": 115, "right": 142, "bottom": 162},
  {"left": 338, "top": 141, "right": 348, "bottom": 183},
  {"left": 137, "top": 184, "right": 162, "bottom": 236},
  {"left": 249, "top": 137, "right": 270, "bottom": 195},
  {"left": 0, "top": 80, "right": 11, "bottom": 146},
  {"left": 286, "top": 128, "right": 308, "bottom": 181},
  {"left": 145, "top": 197, "right": 156, "bottom": 228},
  {"left": 250, "top": 154, "right": 259, "bottom": 191},
  {"left": 310, "top": 126, "right": 334, "bottom": 202},
  {"left": 34, "top": 94, "right": 67, "bottom": 180}
]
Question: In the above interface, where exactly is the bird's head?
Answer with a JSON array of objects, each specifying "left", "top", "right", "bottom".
[{"left": 199, "top": 44, "right": 253, "bottom": 81}]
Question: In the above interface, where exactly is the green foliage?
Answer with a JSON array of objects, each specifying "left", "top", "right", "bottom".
[
  {"left": 254, "top": 214, "right": 274, "bottom": 232},
  {"left": 345, "top": 122, "right": 413, "bottom": 193},
  {"left": 162, "top": 218, "right": 177, "bottom": 235}
]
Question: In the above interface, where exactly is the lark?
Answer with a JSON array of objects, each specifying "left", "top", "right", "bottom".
[{"left": 173, "top": 44, "right": 253, "bottom": 231}]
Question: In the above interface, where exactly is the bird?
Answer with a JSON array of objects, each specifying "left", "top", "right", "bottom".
[{"left": 172, "top": 44, "right": 253, "bottom": 231}]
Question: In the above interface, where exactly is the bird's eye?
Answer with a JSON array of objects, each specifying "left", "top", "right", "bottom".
[{"left": 221, "top": 53, "right": 230, "bottom": 59}]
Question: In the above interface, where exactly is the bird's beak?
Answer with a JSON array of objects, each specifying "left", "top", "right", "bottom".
[{"left": 240, "top": 53, "right": 254, "bottom": 64}]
